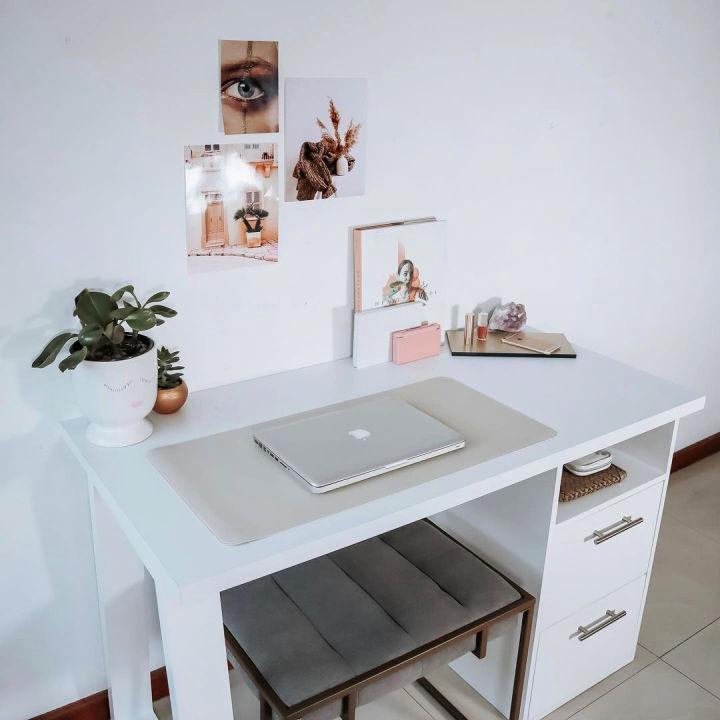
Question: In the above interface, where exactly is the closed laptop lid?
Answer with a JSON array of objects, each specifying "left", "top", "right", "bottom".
[{"left": 253, "top": 396, "right": 464, "bottom": 489}]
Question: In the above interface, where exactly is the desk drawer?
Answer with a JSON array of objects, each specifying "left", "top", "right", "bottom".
[
  {"left": 530, "top": 575, "right": 645, "bottom": 720},
  {"left": 542, "top": 482, "right": 662, "bottom": 627}
]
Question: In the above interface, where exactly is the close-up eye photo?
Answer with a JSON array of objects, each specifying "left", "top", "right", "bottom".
[
  {"left": 220, "top": 39, "right": 278, "bottom": 134},
  {"left": 223, "top": 76, "right": 265, "bottom": 101}
]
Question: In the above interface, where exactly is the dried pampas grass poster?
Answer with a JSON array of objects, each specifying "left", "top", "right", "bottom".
[{"left": 284, "top": 78, "right": 367, "bottom": 202}]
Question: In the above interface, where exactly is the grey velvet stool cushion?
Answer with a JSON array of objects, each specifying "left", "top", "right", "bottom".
[{"left": 222, "top": 520, "right": 520, "bottom": 719}]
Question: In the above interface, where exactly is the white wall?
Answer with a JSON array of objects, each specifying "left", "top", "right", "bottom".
[{"left": 1, "top": 1, "right": 718, "bottom": 717}]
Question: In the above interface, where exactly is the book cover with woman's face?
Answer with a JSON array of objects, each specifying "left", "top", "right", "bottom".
[{"left": 355, "top": 222, "right": 444, "bottom": 311}]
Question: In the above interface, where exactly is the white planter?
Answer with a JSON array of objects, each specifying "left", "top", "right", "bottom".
[
  {"left": 72, "top": 336, "right": 158, "bottom": 447},
  {"left": 336, "top": 155, "right": 349, "bottom": 176},
  {"left": 246, "top": 230, "right": 262, "bottom": 248}
]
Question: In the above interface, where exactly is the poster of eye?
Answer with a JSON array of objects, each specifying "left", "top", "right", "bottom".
[
  {"left": 184, "top": 143, "right": 279, "bottom": 273},
  {"left": 219, "top": 40, "right": 279, "bottom": 134},
  {"left": 284, "top": 78, "right": 367, "bottom": 201}
]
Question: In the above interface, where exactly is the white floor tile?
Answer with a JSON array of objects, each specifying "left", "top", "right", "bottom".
[
  {"left": 358, "top": 690, "right": 436, "bottom": 719},
  {"left": 153, "top": 669, "right": 435, "bottom": 720},
  {"left": 639, "top": 514, "right": 720, "bottom": 655},
  {"left": 541, "top": 644, "right": 656, "bottom": 720},
  {"left": 407, "top": 665, "right": 504, "bottom": 720},
  {"left": 666, "top": 453, "right": 720, "bottom": 543},
  {"left": 664, "top": 618, "right": 720, "bottom": 699},
  {"left": 572, "top": 660, "right": 720, "bottom": 720},
  {"left": 153, "top": 694, "right": 171, "bottom": 720}
]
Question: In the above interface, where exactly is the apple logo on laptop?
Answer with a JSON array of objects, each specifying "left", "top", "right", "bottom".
[{"left": 348, "top": 428, "right": 371, "bottom": 441}]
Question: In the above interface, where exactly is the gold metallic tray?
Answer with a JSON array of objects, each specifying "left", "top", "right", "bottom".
[{"left": 446, "top": 329, "right": 576, "bottom": 358}]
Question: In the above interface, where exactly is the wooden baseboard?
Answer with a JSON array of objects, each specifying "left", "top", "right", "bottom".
[
  {"left": 671, "top": 432, "right": 720, "bottom": 474},
  {"left": 29, "top": 661, "right": 233, "bottom": 720},
  {"left": 29, "top": 666, "right": 169, "bottom": 720},
  {"left": 28, "top": 434, "right": 719, "bottom": 720}
]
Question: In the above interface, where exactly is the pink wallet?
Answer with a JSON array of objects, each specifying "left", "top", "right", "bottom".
[{"left": 391, "top": 322, "right": 441, "bottom": 364}]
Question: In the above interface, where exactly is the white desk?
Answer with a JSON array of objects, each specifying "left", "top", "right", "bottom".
[{"left": 60, "top": 346, "right": 704, "bottom": 720}]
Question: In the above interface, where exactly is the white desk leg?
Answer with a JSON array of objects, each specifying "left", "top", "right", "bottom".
[
  {"left": 90, "top": 486, "right": 157, "bottom": 720},
  {"left": 157, "top": 589, "right": 234, "bottom": 720}
]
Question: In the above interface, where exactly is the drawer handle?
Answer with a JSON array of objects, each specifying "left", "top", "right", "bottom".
[
  {"left": 578, "top": 609, "right": 627, "bottom": 641},
  {"left": 593, "top": 515, "right": 643, "bottom": 544}
]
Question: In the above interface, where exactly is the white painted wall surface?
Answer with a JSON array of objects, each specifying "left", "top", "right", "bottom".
[{"left": 1, "top": 1, "right": 718, "bottom": 717}]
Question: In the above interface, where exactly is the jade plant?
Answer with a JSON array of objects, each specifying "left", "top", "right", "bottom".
[
  {"left": 157, "top": 346, "right": 184, "bottom": 389},
  {"left": 32, "top": 285, "right": 176, "bottom": 372},
  {"left": 234, "top": 205, "right": 270, "bottom": 233}
]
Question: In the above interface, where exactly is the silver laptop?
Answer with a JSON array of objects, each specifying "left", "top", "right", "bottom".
[{"left": 253, "top": 396, "right": 465, "bottom": 493}]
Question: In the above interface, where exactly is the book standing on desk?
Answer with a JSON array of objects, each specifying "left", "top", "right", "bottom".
[{"left": 352, "top": 218, "right": 446, "bottom": 368}]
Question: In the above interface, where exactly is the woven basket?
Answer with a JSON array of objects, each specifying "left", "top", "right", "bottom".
[{"left": 559, "top": 464, "right": 627, "bottom": 503}]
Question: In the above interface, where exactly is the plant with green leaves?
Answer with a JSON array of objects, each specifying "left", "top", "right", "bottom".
[
  {"left": 32, "top": 285, "right": 177, "bottom": 372},
  {"left": 233, "top": 205, "right": 270, "bottom": 233},
  {"left": 157, "top": 346, "right": 184, "bottom": 389}
]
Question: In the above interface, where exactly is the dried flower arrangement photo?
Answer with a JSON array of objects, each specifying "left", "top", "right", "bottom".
[
  {"left": 284, "top": 78, "right": 367, "bottom": 201},
  {"left": 316, "top": 98, "right": 362, "bottom": 176}
]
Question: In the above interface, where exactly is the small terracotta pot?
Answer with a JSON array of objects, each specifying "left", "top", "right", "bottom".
[{"left": 153, "top": 380, "right": 189, "bottom": 415}]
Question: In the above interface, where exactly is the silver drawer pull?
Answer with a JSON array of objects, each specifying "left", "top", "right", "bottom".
[
  {"left": 578, "top": 609, "right": 627, "bottom": 641},
  {"left": 593, "top": 515, "right": 643, "bottom": 544}
]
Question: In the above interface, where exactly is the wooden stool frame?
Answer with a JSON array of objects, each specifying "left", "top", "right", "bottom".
[{"left": 224, "top": 521, "right": 535, "bottom": 720}]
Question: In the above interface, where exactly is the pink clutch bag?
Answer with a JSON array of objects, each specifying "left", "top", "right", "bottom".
[{"left": 391, "top": 322, "right": 441, "bottom": 364}]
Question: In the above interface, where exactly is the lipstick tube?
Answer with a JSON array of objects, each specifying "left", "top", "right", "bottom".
[{"left": 464, "top": 313, "right": 475, "bottom": 346}]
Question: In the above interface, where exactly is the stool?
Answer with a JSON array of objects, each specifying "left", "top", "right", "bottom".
[{"left": 222, "top": 520, "right": 534, "bottom": 720}]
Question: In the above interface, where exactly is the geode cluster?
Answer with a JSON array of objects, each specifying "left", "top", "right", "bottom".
[{"left": 489, "top": 302, "right": 527, "bottom": 332}]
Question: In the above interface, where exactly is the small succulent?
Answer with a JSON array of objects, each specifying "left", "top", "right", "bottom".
[
  {"left": 32, "top": 285, "right": 176, "bottom": 372},
  {"left": 234, "top": 205, "right": 270, "bottom": 233},
  {"left": 157, "top": 346, "right": 184, "bottom": 389}
]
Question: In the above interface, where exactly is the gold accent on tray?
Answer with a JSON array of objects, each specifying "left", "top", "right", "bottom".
[
  {"left": 446, "top": 329, "right": 576, "bottom": 358},
  {"left": 559, "top": 464, "right": 627, "bottom": 502}
]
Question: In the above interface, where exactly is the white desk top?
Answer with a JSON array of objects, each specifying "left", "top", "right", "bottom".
[{"left": 61, "top": 345, "right": 704, "bottom": 601}]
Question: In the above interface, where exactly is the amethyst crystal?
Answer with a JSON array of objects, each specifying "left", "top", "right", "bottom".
[{"left": 489, "top": 302, "right": 527, "bottom": 332}]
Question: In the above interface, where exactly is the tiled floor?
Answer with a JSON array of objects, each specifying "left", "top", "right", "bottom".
[
  {"left": 153, "top": 671, "right": 440, "bottom": 720},
  {"left": 154, "top": 453, "right": 720, "bottom": 720}
]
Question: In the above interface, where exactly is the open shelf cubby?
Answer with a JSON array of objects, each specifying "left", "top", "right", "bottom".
[
  {"left": 555, "top": 449, "right": 664, "bottom": 525},
  {"left": 555, "top": 421, "right": 675, "bottom": 525}
]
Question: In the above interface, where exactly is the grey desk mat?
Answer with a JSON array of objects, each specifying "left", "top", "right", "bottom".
[{"left": 148, "top": 377, "right": 556, "bottom": 545}]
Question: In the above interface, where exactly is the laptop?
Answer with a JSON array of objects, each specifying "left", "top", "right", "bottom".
[{"left": 253, "top": 395, "right": 465, "bottom": 493}]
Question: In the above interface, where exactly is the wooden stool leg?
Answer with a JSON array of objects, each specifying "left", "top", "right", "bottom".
[
  {"left": 260, "top": 697, "right": 273, "bottom": 720},
  {"left": 473, "top": 628, "right": 488, "bottom": 659},
  {"left": 341, "top": 691, "right": 358, "bottom": 720},
  {"left": 509, "top": 607, "right": 534, "bottom": 720},
  {"left": 417, "top": 677, "right": 470, "bottom": 720}
]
